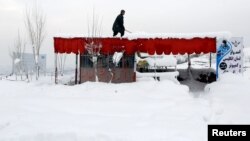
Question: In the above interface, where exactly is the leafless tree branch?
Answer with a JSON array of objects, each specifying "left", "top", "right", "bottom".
[{"left": 25, "top": 4, "right": 46, "bottom": 80}]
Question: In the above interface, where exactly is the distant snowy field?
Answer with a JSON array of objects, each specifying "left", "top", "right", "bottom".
[{"left": 0, "top": 48, "right": 250, "bottom": 141}]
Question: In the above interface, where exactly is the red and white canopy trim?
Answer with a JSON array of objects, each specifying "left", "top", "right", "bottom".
[{"left": 54, "top": 32, "right": 231, "bottom": 55}]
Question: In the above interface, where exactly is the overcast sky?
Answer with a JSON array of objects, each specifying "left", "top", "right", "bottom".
[{"left": 0, "top": 0, "right": 250, "bottom": 68}]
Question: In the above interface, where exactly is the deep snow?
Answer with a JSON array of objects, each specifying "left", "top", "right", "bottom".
[
  {"left": 54, "top": 32, "right": 232, "bottom": 40},
  {"left": 0, "top": 72, "right": 250, "bottom": 141},
  {"left": 0, "top": 48, "right": 250, "bottom": 141}
]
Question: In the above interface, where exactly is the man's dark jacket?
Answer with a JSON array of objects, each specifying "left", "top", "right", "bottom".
[{"left": 112, "top": 14, "right": 125, "bottom": 32}]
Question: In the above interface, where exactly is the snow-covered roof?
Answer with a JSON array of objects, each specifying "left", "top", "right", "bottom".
[
  {"left": 54, "top": 34, "right": 217, "bottom": 55},
  {"left": 124, "top": 32, "right": 232, "bottom": 40},
  {"left": 145, "top": 55, "right": 177, "bottom": 67},
  {"left": 137, "top": 54, "right": 177, "bottom": 67},
  {"left": 54, "top": 31, "right": 232, "bottom": 40}
]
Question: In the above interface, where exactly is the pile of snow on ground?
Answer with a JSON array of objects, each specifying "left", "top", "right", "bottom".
[{"left": 1, "top": 72, "right": 250, "bottom": 141}]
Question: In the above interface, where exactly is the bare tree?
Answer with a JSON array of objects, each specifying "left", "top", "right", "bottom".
[
  {"left": 25, "top": 4, "right": 46, "bottom": 80},
  {"left": 9, "top": 31, "right": 26, "bottom": 80},
  {"left": 85, "top": 9, "right": 103, "bottom": 82}
]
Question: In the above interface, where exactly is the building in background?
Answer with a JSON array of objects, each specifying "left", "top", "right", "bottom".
[{"left": 13, "top": 53, "right": 46, "bottom": 75}]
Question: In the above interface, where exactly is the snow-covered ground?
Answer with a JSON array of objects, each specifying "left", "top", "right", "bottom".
[
  {"left": 0, "top": 49, "right": 250, "bottom": 141},
  {"left": 0, "top": 72, "right": 250, "bottom": 141}
]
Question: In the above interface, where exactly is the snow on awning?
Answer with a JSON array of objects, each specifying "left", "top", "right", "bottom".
[
  {"left": 54, "top": 32, "right": 231, "bottom": 39},
  {"left": 54, "top": 32, "right": 222, "bottom": 55},
  {"left": 124, "top": 32, "right": 232, "bottom": 40}
]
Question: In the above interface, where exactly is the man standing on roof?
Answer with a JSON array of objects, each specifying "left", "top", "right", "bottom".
[{"left": 112, "top": 10, "right": 125, "bottom": 37}]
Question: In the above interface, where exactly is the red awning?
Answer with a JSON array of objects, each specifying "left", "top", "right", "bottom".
[{"left": 54, "top": 37, "right": 216, "bottom": 55}]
